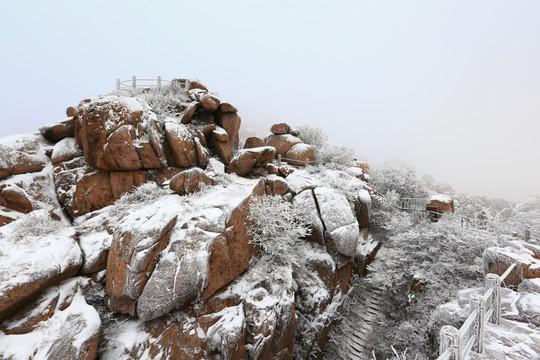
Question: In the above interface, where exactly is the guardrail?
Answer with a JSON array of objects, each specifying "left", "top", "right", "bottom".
[
  {"left": 116, "top": 76, "right": 190, "bottom": 91},
  {"left": 276, "top": 153, "right": 315, "bottom": 167},
  {"left": 437, "top": 263, "right": 517, "bottom": 360}
]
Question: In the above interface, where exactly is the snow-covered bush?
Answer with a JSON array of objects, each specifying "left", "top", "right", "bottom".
[
  {"left": 297, "top": 124, "right": 328, "bottom": 150},
  {"left": 109, "top": 182, "right": 167, "bottom": 219},
  {"left": 115, "top": 84, "right": 191, "bottom": 116},
  {"left": 247, "top": 195, "right": 311, "bottom": 266},
  {"left": 370, "top": 161, "right": 430, "bottom": 198},
  {"left": 316, "top": 144, "right": 357, "bottom": 168},
  {"left": 297, "top": 124, "right": 356, "bottom": 168},
  {"left": 1, "top": 208, "right": 61, "bottom": 242}
]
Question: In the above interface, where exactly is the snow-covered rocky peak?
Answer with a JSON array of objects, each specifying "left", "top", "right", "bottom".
[{"left": 0, "top": 79, "right": 378, "bottom": 359}]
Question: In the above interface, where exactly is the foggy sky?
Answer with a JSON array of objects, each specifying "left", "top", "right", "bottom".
[{"left": 1, "top": 1, "right": 538, "bottom": 202}]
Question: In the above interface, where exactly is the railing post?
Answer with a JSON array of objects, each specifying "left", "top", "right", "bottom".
[
  {"left": 277, "top": 154, "right": 282, "bottom": 167},
  {"left": 485, "top": 274, "right": 501, "bottom": 325},
  {"left": 116, "top": 79, "right": 120, "bottom": 91},
  {"left": 132, "top": 75, "right": 136, "bottom": 89},
  {"left": 525, "top": 229, "right": 531, "bottom": 241},
  {"left": 157, "top": 76, "right": 162, "bottom": 89},
  {"left": 440, "top": 325, "right": 459, "bottom": 359},
  {"left": 305, "top": 157, "right": 309, "bottom": 167},
  {"left": 470, "top": 294, "right": 485, "bottom": 353}
]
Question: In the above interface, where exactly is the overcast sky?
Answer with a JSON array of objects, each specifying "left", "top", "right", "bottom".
[{"left": 1, "top": 1, "right": 538, "bottom": 202}]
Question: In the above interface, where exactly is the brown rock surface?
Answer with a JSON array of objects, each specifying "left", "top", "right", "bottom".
[
  {"left": 136, "top": 141, "right": 162, "bottom": 169},
  {"left": 188, "top": 79, "right": 209, "bottom": 92},
  {"left": 217, "top": 102, "right": 238, "bottom": 113},
  {"left": 164, "top": 122, "right": 197, "bottom": 168},
  {"left": 147, "top": 119, "right": 169, "bottom": 167},
  {"left": 0, "top": 225, "right": 82, "bottom": 323},
  {"left": 200, "top": 92, "right": 221, "bottom": 113},
  {"left": 103, "top": 125, "right": 143, "bottom": 171},
  {"left": 51, "top": 137, "right": 82, "bottom": 164},
  {"left": 483, "top": 242, "right": 540, "bottom": 285},
  {"left": 106, "top": 209, "right": 178, "bottom": 315},
  {"left": 270, "top": 123, "right": 291, "bottom": 135},
  {"left": 285, "top": 143, "right": 315, "bottom": 166},
  {"left": 244, "top": 136, "right": 265, "bottom": 149},
  {"left": 0, "top": 281, "right": 101, "bottom": 360},
  {"left": 109, "top": 171, "right": 146, "bottom": 199},
  {"left": 147, "top": 167, "right": 183, "bottom": 185},
  {"left": 228, "top": 147, "right": 276, "bottom": 177},
  {"left": 179, "top": 101, "right": 199, "bottom": 124},
  {"left": 39, "top": 118, "right": 75, "bottom": 143},
  {"left": 75, "top": 96, "right": 143, "bottom": 170},
  {"left": 265, "top": 174, "right": 288, "bottom": 195},
  {"left": 54, "top": 158, "right": 115, "bottom": 217},
  {"left": 266, "top": 134, "right": 302, "bottom": 157},
  {"left": 66, "top": 106, "right": 76, "bottom": 117},
  {"left": 0, "top": 144, "right": 48, "bottom": 180},
  {"left": 169, "top": 167, "right": 214, "bottom": 195},
  {"left": 137, "top": 179, "right": 264, "bottom": 321},
  {"left": 427, "top": 194, "right": 455, "bottom": 215},
  {"left": 216, "top": 112, "right": 241, "bottom": 150},
  {"left": 102, "top": 305, "right": 246, "bottom": 360}
]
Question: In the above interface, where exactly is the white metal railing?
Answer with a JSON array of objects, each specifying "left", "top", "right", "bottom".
[
  {"left": 437, "top": 263, "right": 517, "bottom": 359},
  {"left": 115, "top": 76, "right": 190, "bottom": 91},
  {"left": 397, "top": 198, "right": 431, "bottom": 211},
  {"left": 276, "top": 153, "right": 315, "bottom": 167}
]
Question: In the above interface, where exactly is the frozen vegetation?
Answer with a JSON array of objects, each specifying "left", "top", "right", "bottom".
[{"left": 0, "top": 83, "right": 538, "bottom": 360}]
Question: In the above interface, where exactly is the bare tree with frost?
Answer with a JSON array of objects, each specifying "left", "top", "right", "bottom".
[{"left": 247, "top": 195, "right": 311, "bottom": 266}]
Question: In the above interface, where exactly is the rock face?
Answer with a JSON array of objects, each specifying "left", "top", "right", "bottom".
[
  {"left": 106, "top": 206, "right": 178, "bottom": 315},
  {"left": 135, "top": 178, "right": 265, "bottom": 321},
  {"left": 285, "top": 143, "right": 315, "bottom": 166},
  {"left": 270, "top": 123, "right": 291, "bottom": 135},
  {"left": 0, "top": 81, "right": 376, "bottom": 360},
  {"left": 74, "top": 96, "right": 144, "bottom": 170},
  {"left": 0, "top": 278, "right": 101, "bottom": 360},
  {"left": 266, "top": 134, "right": 302, "bottom": 157},
  {"left": 170, "top": 167, "right": 215, "bottom": 195},
  {"left": 0, "top": 222, "right": 82, "bottom": 322},
  {"left": 228, "top": 146, "right": 276, "bottom": 176},
  {"left": 244, "top": 136, "right": 265, "bottom": 149},
  {"left": 39, "top": 118, "right": 75, "bottom": 143},
  {"left": 483, "top": 241, "right": 540, "bottom": 285}
]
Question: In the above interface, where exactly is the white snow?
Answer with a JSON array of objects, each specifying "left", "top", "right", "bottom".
[
  {"left": 0, "top": 219, "right": 81, "bottom": 298},
  {"left": 51, "top": 137, "right": 81, "bottom": 162},
  {"left": 0, "top": 288, "right": 101, "bottom": 359}
]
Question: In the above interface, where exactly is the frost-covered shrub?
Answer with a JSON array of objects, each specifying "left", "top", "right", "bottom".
[
  {"left": 114, "top": 84, "right": 191, "bottom": 116},
  {"left": 316, "top": 144, "right": 357, "bottom": 168},
  {"left": 371, "top": 161, "right": 430, "bottom": 198},
  {"left": 296, "top": 125, "right": 356, "bottom": 168},
  {"left": 297, "top": 124, "right": 328, "bottom": 150},
  {"left": 109, "top": 182, "right": 167, "bottom": 219},
  {"left": 247, "top": 195, "right": 311, "bottom": 266},
  {"left": 2, "top": 208, "right": 61, "bottom": 242}
]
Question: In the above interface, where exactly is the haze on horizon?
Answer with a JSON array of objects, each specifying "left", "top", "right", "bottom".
[{"left": 1, "top": 1, "right": 538, "bottom": 202}]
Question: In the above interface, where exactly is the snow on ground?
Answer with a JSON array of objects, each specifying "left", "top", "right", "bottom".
[
  {"left": 0, "top": 217, "right": 81, "bottom": 299},
  {"left": 0, "top": 282, "right": 101, "bottom": 359},
  {"left": 435, "top": 286, "right": 540, "bottom": 359}
]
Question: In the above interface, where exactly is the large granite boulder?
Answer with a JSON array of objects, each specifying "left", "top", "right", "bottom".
[
  {"left": 228, "top": 146, "right": 276, "bottom": 176},
  {"left": 285, "top": 143, "right": 315, "bottom": 166},
  {"left": 74, "top": 96, "right": 145, "bottom": 170},
  {"left": 0, "top": 278, "right": 101, "bottom": 360},
  {"left": 136, "top": 178, "right": 264, "bottom": 321},
  {"left": 169, "top": 167, "right": 215, "bottom": 195},
  {"left": 106, "top": 204, "right": 178, "bottom": 315},
  {"left": 266, "top": 134, "right": 302, "bottom": 157},
  {"left": 0, "top": 218, "right": 82, "bottom": 322},
  {"left": 39, "top": 118, "right": 75, "bottom": 143}
]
